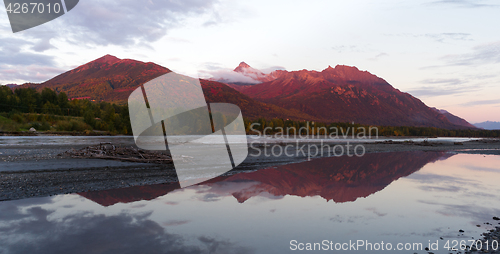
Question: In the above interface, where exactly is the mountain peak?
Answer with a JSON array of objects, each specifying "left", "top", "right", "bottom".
[
  {"left": 234, "top": 62, "right": 251, "bottom": 72},
  {"left": 90, "top": 55, "right": 121, "bottom": 65},
  {"left": 238, "top": 62, "right": 250, "bottom": 68},
  {"left": 30, "top": 55, "right": 170, "bottom": 102},
  {"left": 321, "top": 64, "right": 360, "bottom": 73},
  {"left": 334, "top": 65, "right": 360, "bottom": 71}
]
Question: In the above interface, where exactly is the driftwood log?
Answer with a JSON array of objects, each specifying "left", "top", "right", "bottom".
[
  {"left": 63, "top": 143, "right": 174, "bottom": 164},
  {"left": 375, "top": 140, "right": 446, "bottom": 146}
]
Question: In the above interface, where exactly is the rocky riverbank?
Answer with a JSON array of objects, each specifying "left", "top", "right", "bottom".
[{"left": 465, "top": 218, "right": 500, "bottom": 254}]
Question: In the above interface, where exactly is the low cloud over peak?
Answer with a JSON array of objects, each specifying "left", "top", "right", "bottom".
[{"left": 206, "top": 62, "right": 286, "bottom": 84}]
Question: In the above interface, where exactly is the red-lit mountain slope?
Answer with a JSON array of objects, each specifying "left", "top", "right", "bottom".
[
  {"left": 432, "top": 108, "right": 476, "bottom": 129},
  {"left": 239, "top": 65, "right": 467, "bottom": 129},
  {"left": 23, "top": 55, "right": 170, "bottom": 103},
  {"left": 20, "top": 55, "right": 315, "bottom": 121}
]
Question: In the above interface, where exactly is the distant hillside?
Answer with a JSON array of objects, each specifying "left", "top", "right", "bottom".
[
  {"left": 432, "top": 108, "right": 476, "bottom": 129},
  {"left": 474, "top": 121, "right": 500, "bottom": 130}
]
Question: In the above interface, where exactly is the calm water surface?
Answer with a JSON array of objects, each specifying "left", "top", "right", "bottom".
[{"left": 1, "top": 152, "right": 499, "bottom": 254}]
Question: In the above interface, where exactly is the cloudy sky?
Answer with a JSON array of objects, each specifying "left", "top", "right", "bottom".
[{"left": 0, "top": 0, "right": 499, "bottom": 123}]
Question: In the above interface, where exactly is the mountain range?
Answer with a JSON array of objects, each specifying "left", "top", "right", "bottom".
[
  {"left": 79, "top": 151, "right": 451, "bottom": 206},
  {"left": 17, "top": 55, "right": 312, "bottom": 121},
  {"left": 474, "top": 121, "right": 500, "bottom": 130},
  {"left": 224, "top": 62, "right": 473, "bottom": 128},
  {"left": 11, "top": 55, "right": 476, "bottom": 129}
]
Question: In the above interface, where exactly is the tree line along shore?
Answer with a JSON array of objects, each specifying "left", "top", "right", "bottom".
[{"left": 0, "top": 86, "right": 499, "bottom": 137}]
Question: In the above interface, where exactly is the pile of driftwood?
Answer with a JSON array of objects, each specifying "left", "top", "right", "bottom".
[
  {"left": 377, "top": 140, "right": 444, "bottom": 146},
  {"left": 63, "top": 143, "right": 173, "bottom": 164}
]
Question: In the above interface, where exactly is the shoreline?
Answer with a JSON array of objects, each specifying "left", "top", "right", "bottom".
[
  {"left": 0, "top": 131, "right": 116, "bottom": 136},
  {"left": 0, "top": 129, "right": 498, "bottom": 138},
  {"left": 1, "top": 138, "right": 499, "bottom": 202}
]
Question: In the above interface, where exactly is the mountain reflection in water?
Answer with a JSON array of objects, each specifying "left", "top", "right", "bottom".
[
  {"left": 3, "top": 152, "right": 500, "bottom": 254},
  {"left": 80, "top": 151, "right": 451, "bottom": 206}
]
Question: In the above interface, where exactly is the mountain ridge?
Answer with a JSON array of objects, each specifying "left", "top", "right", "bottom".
[
  {"left": 17, "top": 55, "right": 316, "bottom": 121},
  {"left": 79, "top": 151, "right": 451, "bottom": 206},
  {"left": 16, "top": 55, "right": 475, "bottom": 129},
  {"left": 231, "top": 64, "right": 466, "bottom": 129},
  {"left": 474, "top": 121, "right": 500, "bottom": 130}
]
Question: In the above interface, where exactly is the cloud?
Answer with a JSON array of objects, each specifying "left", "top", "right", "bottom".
[
  {"left": 0, "top": 63, "right": 65, "bottom": 84},
  {"left": 162, "top": 220, "right": 191, "bottom": 227},
  {"left": 201, "top": 62, "right": 285, "bottom": 84},
  {"left": 2, "top": 0, "right": 218, "bottom": 48},
  {"left": 0, "top": 0, "right": 220, "bottom": 83},
  {"left": 420, "top": 78, "right": 466, "bottom": 86},
  {"left": 260, "top": 66, "right": 286, "bottom": 74},
  {"left": 205, "top": 69, "right": 260, "bottom": 84},
  {"left": 188, "top": 181, "right": 277, "bottom": 203},
  {"left": 417, "top": 185, "right": 462, "bottom": 193},
  {"left": 0, "top": 205, "right": 254, "bottom": 254},
  {"left": 0, "top": 36, "right": 64, "bottom": 84},
  {"left": 202, "top": 11, "right": 224, "bottom": 27},
  {"left": 368, "top": 53, "right": 388, "bottom": 61},
  {"left": 406, "top": 76, "right": 499, "bottom": 97},
  {"left": 202, "top": 62, "right": 225, "bottom": 71},
  {"left": 459, "top": 99, "right": 500, "bottom": 107},
  {"left": 199, "top": 193, "right": 224, "bottom": 202},
  {"left": 331, "top": 45, "right": 360, "bottom": 53},
  {"left": 409, "top": 171, "right": 500, "bottom": 221},
  {"left": 406, "top": 173, "right": 482, "bottom": 188},
  {"left": 0, "top": 14, "right": 64, "bottom": 84},
  {"left": 427, "top": 0, "right": 499, "bottom": 8},
  {"left": 0, "top": 197, "right": 52, "bottom": 221},
  {"left": 52, "top": 0, "right": 218, "bottom": 47},
  {"left": 419, "top": 200, "right": 500, "bottom": 223},
  {"left": 424, "top": 33, "right": 471, "bottom": 43},
  {"left": 31, "top": 37, "right": 56, "bottom": 52},
  {"left": 406, "top": 84, "right": 480, "bottom": 97},
  {"left": 201, "top": 1, "right": 254, "bottom": 27},
  {"left": 201, "top": 62, "right": 263, "bottom": 84},
  {"left": 441, "top": 41, "right": 500, "bottom": 66},
  {"left": 413, "top": 42, "right": 500, "bottom": 98},
  {"left": 0, "top": 37, "right": 53, "bottom": 65},
  {"left": 365, "top": 207, "right": 387, "bottom": 217},
  {"left": 384, "top": 33, "right": 472, "bottom": 43}
]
